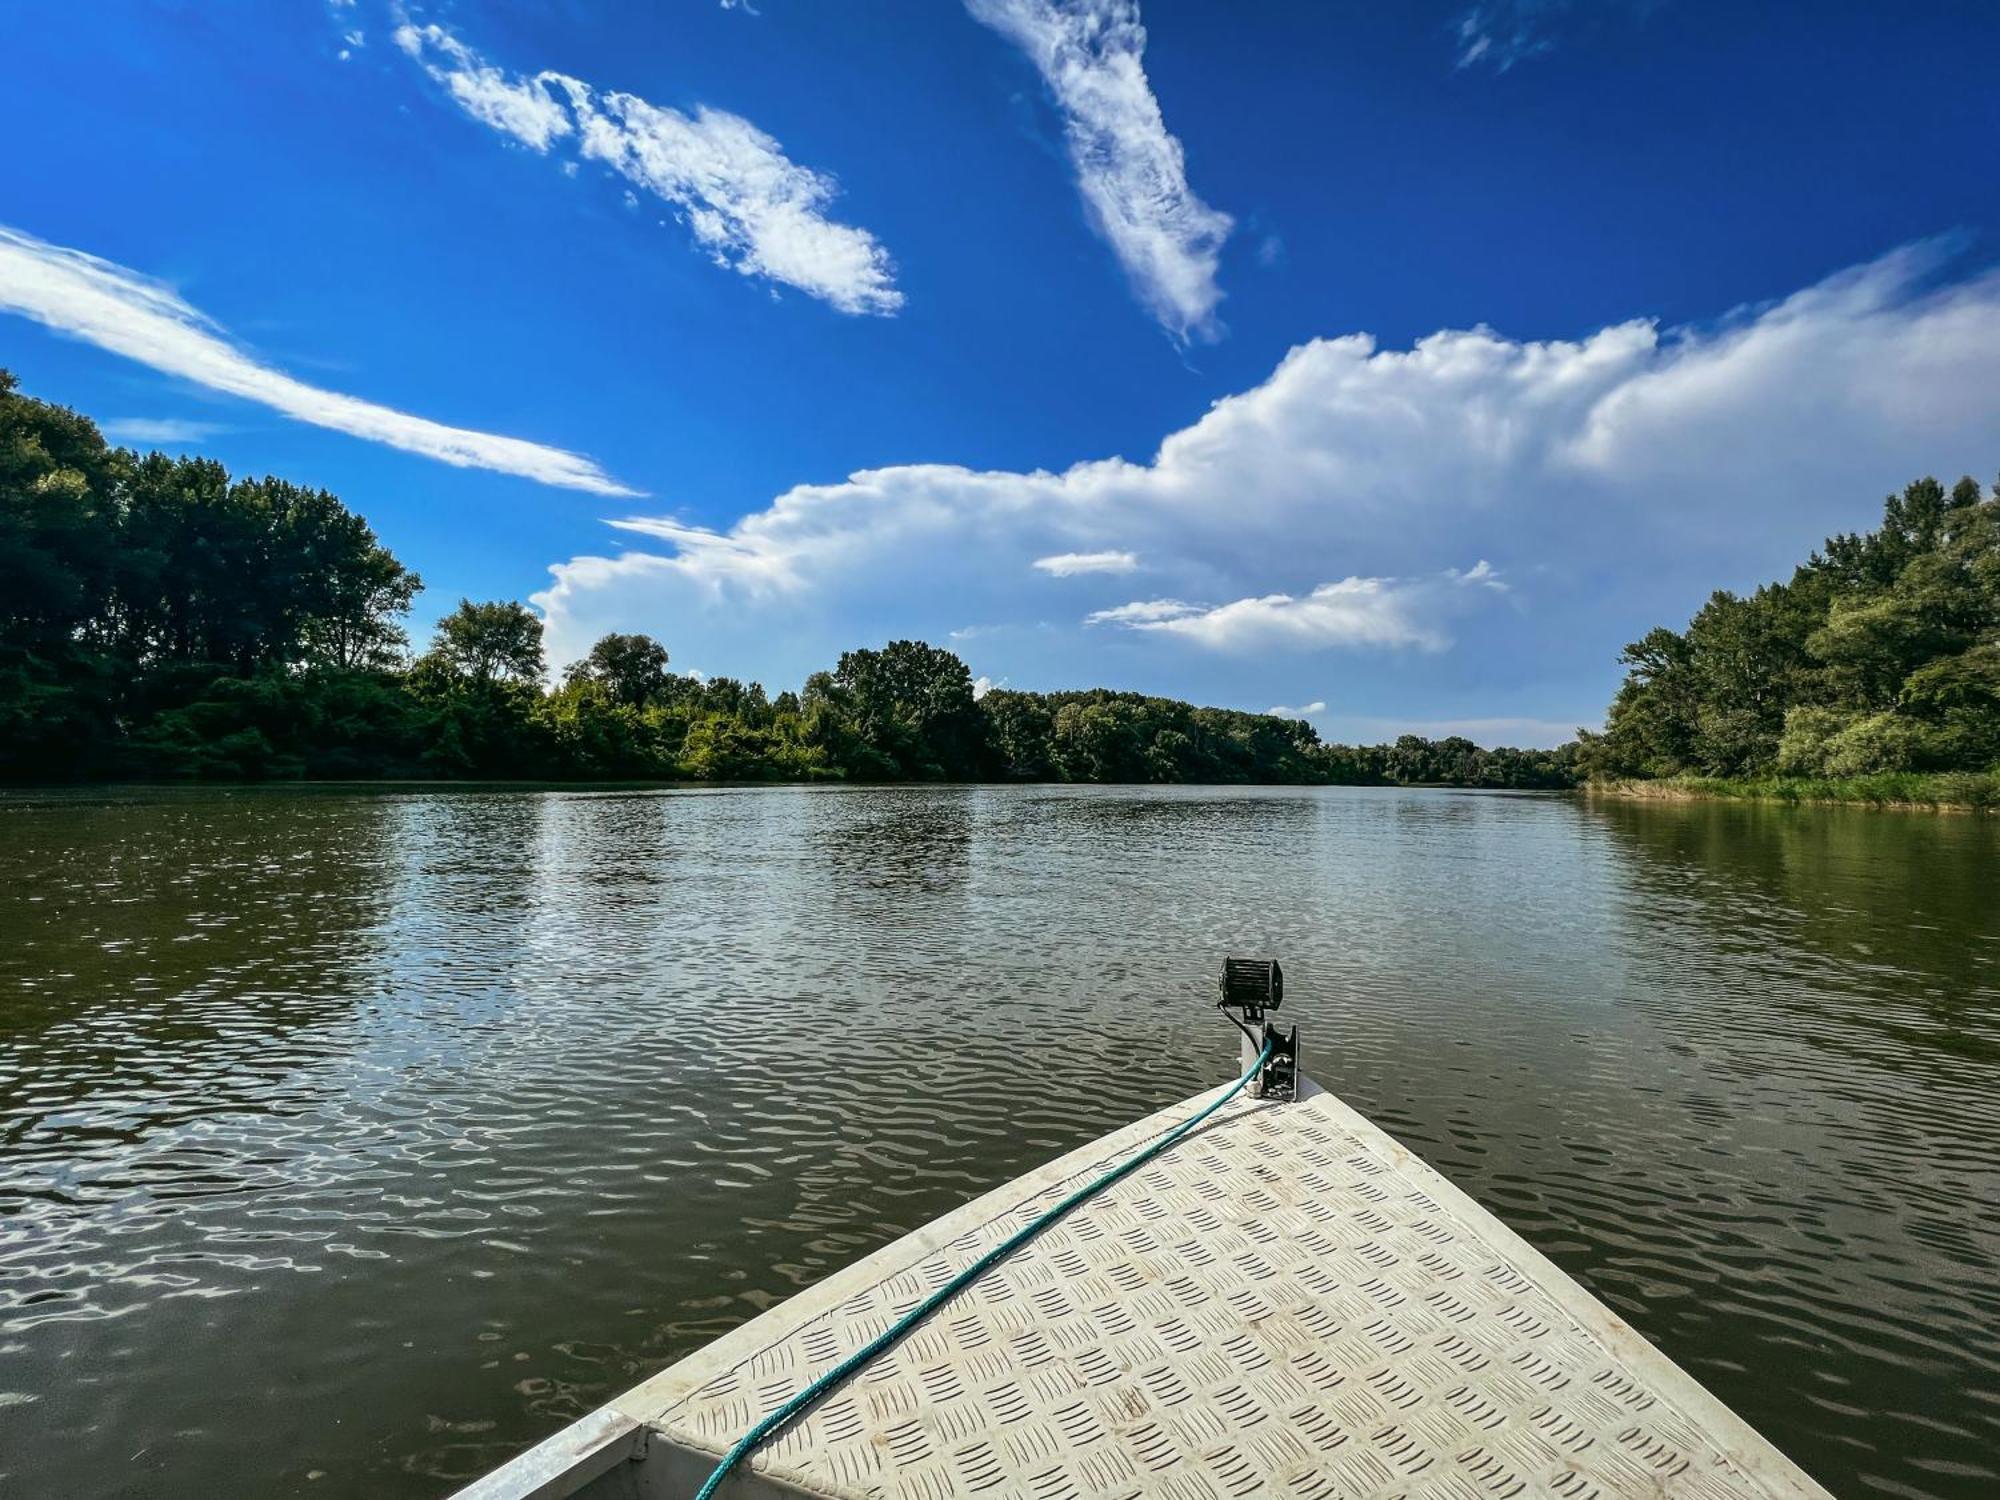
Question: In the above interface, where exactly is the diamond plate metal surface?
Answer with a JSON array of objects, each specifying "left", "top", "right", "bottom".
[{"left": 616, "top": 1081, "right": 1831, "bottom": 1500}]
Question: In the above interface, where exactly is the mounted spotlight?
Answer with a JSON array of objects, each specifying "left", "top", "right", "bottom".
[{"left": 1217, "top": 957, "right": 1298, "bottom": 1102}]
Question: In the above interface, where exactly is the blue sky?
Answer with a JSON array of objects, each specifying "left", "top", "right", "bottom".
[{"left": 3, "top": 0, "right": 1997, "bottom": 746}]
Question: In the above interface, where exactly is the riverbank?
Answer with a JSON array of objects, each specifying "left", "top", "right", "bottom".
[{"left": 1590, "top": 771, "right": 2000, "bottom": 811}]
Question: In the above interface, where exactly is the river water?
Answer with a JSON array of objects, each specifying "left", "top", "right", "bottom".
[{"left": 1, "top": 784, "right": 1995, "bottom": 1499}]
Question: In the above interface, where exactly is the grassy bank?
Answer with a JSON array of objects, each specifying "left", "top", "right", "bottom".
[{"left": 1590, "top": 772, "right": 2000, "bottom": 811}]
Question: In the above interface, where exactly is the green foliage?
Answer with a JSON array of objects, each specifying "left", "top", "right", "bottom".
[
  {"left": 0, "top": 369, "right": 1580, "bottom": 789},
  {"left": 1596, "top": 771, "right": 2000, "bottom": 812},
  {"left": 810, "top": 640, "right": 986, "bottom": 779},
  {"left": 562, "top": 631, "right": 672, "bottom": 706},
  {"left": 1776, "top": 709, "right": 1935, "bottom": 778},
  {"left": 978, "top": 690, "right": 1056, "bottom": 779},
  {"left": 119, "top": 668, "right": 429, "bottom": 780},
  {"left": 1590, "top": 473, "right": 2000, "bottom": 781},
  {"left": 424, "top": 599, "right": 545, "bottom": 685},
  {"left": 1, "top": 370, "right": 421, "bottom": 778}
]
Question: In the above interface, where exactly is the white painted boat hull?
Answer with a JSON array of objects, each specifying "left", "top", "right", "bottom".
[{"left": 453, "top": 1073, "right": 1831, "bottom": 1500}]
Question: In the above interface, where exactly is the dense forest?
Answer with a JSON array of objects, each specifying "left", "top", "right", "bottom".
[
  {"left": 1, "top": 372, "right": 1574, "bottom": 788},
  {"left": 1581, "top": 474, "right": 2000, "bottom": 781}
]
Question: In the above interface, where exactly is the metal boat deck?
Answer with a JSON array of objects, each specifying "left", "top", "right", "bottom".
[{"left": 454, "top": 1072, "right": 1829, "bottom": 1500}]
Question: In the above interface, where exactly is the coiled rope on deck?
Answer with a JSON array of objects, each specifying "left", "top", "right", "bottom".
[{"left": 692, "top": 1037, "right": 1277, "bottom": 1500}]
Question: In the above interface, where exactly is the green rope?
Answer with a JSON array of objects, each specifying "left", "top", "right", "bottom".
[{"left": 691, "top": 1038, "right": 1277, "bottom": 1500}]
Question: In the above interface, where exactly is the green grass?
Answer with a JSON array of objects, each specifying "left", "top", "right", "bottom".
[{"left": 1590, "top": 771, "right": 2000, "bottom": 811}]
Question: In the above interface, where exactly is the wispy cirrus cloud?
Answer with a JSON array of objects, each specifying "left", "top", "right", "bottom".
[
  {"left": 0, "top": 224, "right": 635, "bottom": 494},
  {"left": 100, "top": 417, "right": 232, "bottom": 445},
  {"left": 394, "top": 21, "right": 900, "bottom": 316},
  {"left": 968, "top": 0, "right": 1231, "bottom": 340},
  {"left": 1453, "top": 0, "right": 1656, "bottom": 72},
  {"left": 1454, "top": 2, "right": 1560, "bottom": 71},
  {"left": 1033, "top": 548, "right": 1137, "bottom": 575}
]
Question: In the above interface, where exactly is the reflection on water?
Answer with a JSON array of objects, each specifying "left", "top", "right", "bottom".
[{"left": 1, "top": 785, "right": 1995, "bottom": 1499}]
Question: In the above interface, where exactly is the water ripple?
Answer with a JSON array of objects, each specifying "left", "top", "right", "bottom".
[{"left": 0, "top": 785, "right": 1995, "bottom": 1498}]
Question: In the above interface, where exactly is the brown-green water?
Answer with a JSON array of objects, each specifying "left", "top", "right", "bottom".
[{"left": 1, "top": 784, "right": 1996, "bottom": 1499}]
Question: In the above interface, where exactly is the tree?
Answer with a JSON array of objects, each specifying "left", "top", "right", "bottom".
[
  {"left": 564, "top": 632, "right": 671, "bottom": 707},
  {"left": 980, "top": 689, "right": 1055, "bottom": 780},
  {"left": 1050, "top": 700, "right": 1145, "bottom": 782},
  {"left": 0, "top": 373, "right": 127, "bottom": 773},
  {"left": 536, "top": 677, "right": 673, "bottom": 778},
  {"left": 1595, "top": 472, "right": 2000, "bottom": 780},
  {"left": 1, "top": 370, "right": 124, "bottom": 660},
  {"left": 822, "top": 640, "right": 985, "bottom": 779},
  {"left": 283, "top": 486, "right": 421, "bottom": 670},
  {"left": 424, "top": 599, "right": 545, "bottom": 684}
]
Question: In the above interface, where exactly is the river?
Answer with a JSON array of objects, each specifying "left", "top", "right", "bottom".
[{"left": 1, "top": 784, "right": 1995, "bottom": 1499}]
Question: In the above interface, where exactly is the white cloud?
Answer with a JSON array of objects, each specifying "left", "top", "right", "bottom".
[
  {"left": 534, "top": 241, "right": 2000, "bottom": 683},
  {"left": 1091, "top": 566, "right": 1498, "bottom": 651},
  {"left": 101, "top": 417, "right": 231, "bottom": 444},
  {"left": 0, "top": 224, "right": 636, "bottom": 495},
  {"left": 1266, "top": 701, "right": 1326, "bottom": 718},
  {"left": 1453, "top": 0, "right": 1657, "bottom": 73},
  {"left": 1081, "top": 598, "right": 1198, "bottom": 625},
  {"left": 1450, "top": 559, "right": 1505, "bottom": 590},
  {"left": 1033, "top": 548, "right": 1138, "bottom": 575},
  {"left": 949, "top": 623, "right": 1018, "bottom": 641},
  {"left": 968, "top": 0, "right": 1230, "bottom": 340},
  {"left": 394, "top": 24, "right": 572, "bottom": 150},
  {"left": 1454, "top": 1, "right": 1564, "bottom": 72},
  {"left": 395, "top": 22, "right": 900, "bottom": 315}
]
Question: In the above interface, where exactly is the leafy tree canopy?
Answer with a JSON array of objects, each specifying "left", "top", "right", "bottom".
[
  {"left": 1584, "top": 474, "right": 2000, "bottom": 780},
  {"left": 424, "top": 600, "right": 545, "bottom": 685}
]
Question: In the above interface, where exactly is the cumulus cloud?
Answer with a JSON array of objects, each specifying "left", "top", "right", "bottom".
[
  {"left": 1033, "top": 549, "right": 1138, "bottom": 575},
  {"left": 0, "top": 224, "right": 635, "bottom": 494},
  {"left": 395, "top": 21, "right": 900, "bottom": 315},
  {"left": 534, "top": 240, "right": 2000, "bottom": 685},
  {"left": 968, "top": 0, "right": 1230, "bottom": 340},
  {"left": 1091, "top": 565, "right": 1502, "bottom": 650},
  {"left": 1267, "top": 701, "right": 1326, "bottom": 718}
]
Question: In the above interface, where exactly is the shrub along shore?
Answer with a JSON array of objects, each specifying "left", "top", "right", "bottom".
[{"left": 1589, "top": 772, "right": 2000, "bottom": 812}]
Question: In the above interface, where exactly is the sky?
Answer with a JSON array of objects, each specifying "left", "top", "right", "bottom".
[{"left": 3, "top": 0, "right": 1997, "bottom": 747}]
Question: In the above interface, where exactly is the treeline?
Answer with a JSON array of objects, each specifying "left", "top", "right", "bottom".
[
  {"left": 1583, "top": 473, "right": 2000, "bottom": 780},
  {"left": 1, "top": 371, "right": 1575, "bottom": 787}
]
